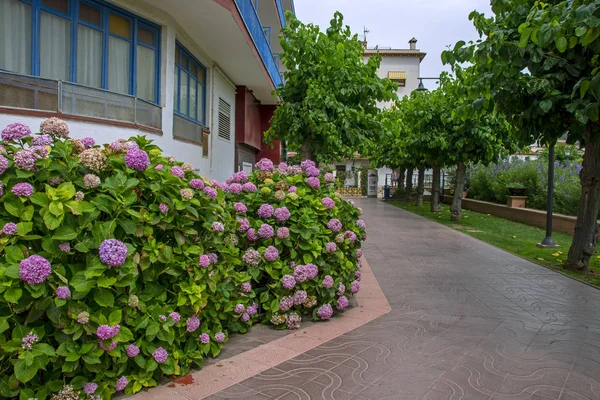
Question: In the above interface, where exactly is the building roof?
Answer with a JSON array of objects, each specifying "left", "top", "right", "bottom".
[{"left": 363, "top": 48, "right": 427, "bottom": 61}]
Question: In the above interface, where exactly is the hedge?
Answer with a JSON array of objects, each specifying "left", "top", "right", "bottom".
[{"left": 0, "top": 120, "right": 365, "bottom": 399}]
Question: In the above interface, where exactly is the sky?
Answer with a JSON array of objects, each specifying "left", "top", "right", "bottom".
[{"left": 294, "top": 0, "right": 493, "bottom": 87}]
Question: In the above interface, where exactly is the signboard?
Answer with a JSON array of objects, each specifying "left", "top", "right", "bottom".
[{"left": 242, "top": 162, "right": 253, "bottom": 175}]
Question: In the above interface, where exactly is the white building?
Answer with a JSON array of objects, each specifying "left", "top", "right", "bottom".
[
  {"left": 334, "top": 38, "right": 426, "bottom": 190},
  {"left": 0, "top": 0, "right": 293, "bottom": 181}
]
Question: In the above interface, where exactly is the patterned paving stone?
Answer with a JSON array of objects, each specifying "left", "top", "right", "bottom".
[{"left": 204, "top": 199, "right": 600, "bottom": 399}]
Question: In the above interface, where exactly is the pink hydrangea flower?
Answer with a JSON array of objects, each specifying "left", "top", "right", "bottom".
[
  {"left": 171, "top": 166, "right": 185, "bottom": 178},
  {"left": 326, "top": 242, "right": 337, "bottom": 253},
  {"left": 306, "top": 177, "right": 320, "bottom": 189},
  {"left": 126, "top": 344, "right": 140, "bottom": 358},
  {"left": 81, "top": 137, "right": 95, "bottom": 148},
  {"left": 0, "top": 155, "right": 8, "bottom": 175},
  {"left": 350, "top": 280, "right": 361, "bottom": 294},
  {"left": 305, "top": 166, "right": 320, "bottom": 177},
  {"left": 204, "top": 187, "right": 217, "bottom": 199},
  {"left": 2, "top": 222, "right": 17, "bottom": 235},
  {"left": 264, "top": 246, "right": 279, "bottom": 261},
  {"left": 242, "top": 249, "right": 261, "bottom": 265},
  {"left": 338, "top": 283, "right": 346, "bottom": 296},
  {"left": 277, "top": 227, "right": 290, "bottom": 239},
  {"left": 337, "top": 295, "right": 349, "bottom": 310},
  {"left": 258, "top": 204, "right": 274, "bottom": 218},
  {"left": 258, "top": 223, "right": 274, "bottom": 239},
  {"left": 322, "top": 275, "right": 334, "bottom": 289},
  {"left": 234, "top": 304, "right": 245, "bottom": 313},
  {"left": 255, "top": 158, "right": 274, "bottom": 171},
  {"left": 321, "top": 197, "right": 335, "bottom": 210},
  {"left": 286, "top": 312, "right": 301, "bottom": 329},
  {"left": 56, "top": 286, "right": 71, "bottom": 299},
  {"left": 212, "top": 222, "right": 224, "bottom": 232},
  {"left": 242, "top": 182, "right": 257, "bottom": 192},
  {"left": 288, "top": 186, "right": 297, "bottom": 193},
  {"left": 199, "top": 254, "right": 210, "bottom": 268},
  {"left": 115, "top": 376, "right": 128, "bottom": 391},
  {"left": 279, "top": 296, "right": 294, "bottom": 312},
  {"left": 31, "top": 134, "right": 53, "bottom": 146},
  {"left": 155, "top": 164, "right": 163, "bottom": 171},
  {"left": 282, "top": 275, "right": 296, "bottom": 290},
  {"left": 190, "top": 179, "right": 205, "bottom": 189},
  {"left": 237, "top": 218, "right": 250, "bottom": 232},
  {"left": 241, "top": 313, "right": 250, "bottom": 322},
  {"left": 344, "top": 230, "right": 357, "bottom": 243},
  {"left": 99, "top": 340, "right": 118, "bottom": 352},
  {"left": 169, "top": 312, "right": 181, "bottom": 323},
  {"left": 357, "top": 219, "right": 366, "bottom": 230},
  {"left": 152, "top": 347, "right": 168, "bottom": 363},
  {"left": 19, "top": 255, "right": 51, "bottom": 285},
  {"left": 293, "top": 290, "right": 307, "bottom": 305},
  {"left": 14, "top": 150, "right": 39, "bottom": 171},
  {"left": 215, "top": 332, "right": 225, "bottom": 343},
  {"left": 83, "top": 383, "right": 98, "bottom": 395},
  {"left": 317, "top": 304, "right": 334, "bottom": 320},
  {"left": 327, "top": 219, "right": 342, "bottom": 232},
  {"left": 241, "top": 282, "right": 252, "bottom": 293},
  {"left": 247, "top": 228, "right": 258, "bottom": 241},
  {"left": 186, "top": 316, "right": 200, "bottom": 332},
  {"left": 229, "top": 183, "right": 242, "bottom": 194},
  {"left": 200, "top": 333, "right": 210, "bottom": 344},
  {"left": 324, "top": 173, "right": 335, "bottom": 182},
  {"left": 234, "top": 202, "right": 247, "bottom": 214},
  {"left": 2, "top": 122, "right": 31, "bottom": 142},
  {"left": 12, "top": 182, "right": 34, "bottom": 197},
  {"left": 99, "top": 239, "right": 128, "bottom": 267},
  {"left": 274, "top": 207, "right": 290, "bottom": 222},
  {"left": 125, "top": 148, "right": 150, "bottom": 171},
  {"left": 159, "top": 203, "right": 169, "bottom": 214}
]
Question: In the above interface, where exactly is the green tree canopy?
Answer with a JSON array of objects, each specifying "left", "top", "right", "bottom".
[{"left": 265, "top": 11, "right": 398, "bottom": 162}]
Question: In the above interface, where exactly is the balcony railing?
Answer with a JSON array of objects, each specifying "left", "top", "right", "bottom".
[
  {"left": 275, "top": 0, "right": 286, "bottom": 28},
  {"left": 234, "top": 0, "right": 283, "bottom": 88},
  {"left": 0, "top": 71, "right": 162, "bottom": 131}
]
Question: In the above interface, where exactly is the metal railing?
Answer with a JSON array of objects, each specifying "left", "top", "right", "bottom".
[
  {"left": 0, "top": 70, "right": 162, "bottom": 130},
  {"left": 234, "top": 0, "right": 283, "bottom": 88},
  {"left": 275, "top": 0, "right": 286, "bottom": 27}
]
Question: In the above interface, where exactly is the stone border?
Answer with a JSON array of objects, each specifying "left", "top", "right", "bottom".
[{"left": 131, "top": 256, "right": 391, "bottom": 400}]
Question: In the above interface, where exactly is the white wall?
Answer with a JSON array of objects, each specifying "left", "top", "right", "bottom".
[
  {"left": 0, "top": 0, "right": 238, "bottom": 181},
  {"left": 365, "top": 54, "right": 421, "bottom": 107}
]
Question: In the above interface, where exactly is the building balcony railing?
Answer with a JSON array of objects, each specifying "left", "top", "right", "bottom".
[
  {"left": 0, "top": 70, "right": 162, "bottom": 131},
  {"left": 234, "top": 0, "right": 283, "bottom": 88},
  {"left": 275, "top": 0, "right": 286, "bottom": 28}
]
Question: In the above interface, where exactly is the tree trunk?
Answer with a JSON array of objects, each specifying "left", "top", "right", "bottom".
[
  {"left": 416, "top": 166, "right": 425, "bottom": 206},
  {"left": 565, "top": 133, "right": 600, "bottom": 272},
  {"left": 451, "top": 162, "right": 466, "bottom": 222},
  {"left": 405, "top": 168, "right": 413, "bottom": 198},
  {"left": 397, "top": 168, "right": 405, "bottom": 190},
  {"left": 431, "top": 165, "right": 441, "bottom": 212}
]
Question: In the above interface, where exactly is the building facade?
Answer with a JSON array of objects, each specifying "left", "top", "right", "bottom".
[
  {"left": 334, "top": 38, "right": 426, "bottom": 190},
  {"left": 0, "top": 0, "right": 292, "bottom": 181}
]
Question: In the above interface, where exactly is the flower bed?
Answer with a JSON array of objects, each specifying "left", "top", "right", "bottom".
[{"left": 0, "top": 120, "right": 365, "bottom": 399}]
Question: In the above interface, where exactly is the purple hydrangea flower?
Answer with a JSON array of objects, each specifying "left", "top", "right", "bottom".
[
  {"left": 115, "top": 376, "right": 128, "bottom": 391},
  {"left": 187, "top": 316, "right": 200, "bottom": 332},
  {"left": 199, "top": 254, "right": 211, "bottom": 268},
  {"left": 204, "top": 187, "right": 218, "bottom": 199},
  {"left": 1, "top": 122, "right": 31, "bottom": 142},
  {"left": 83, "top": 174, "right": 101, "bottom": 188},
  {"left": 322, "top": 275, "right": 334, "bottom": 289},
  {"left": 155, "top": 164, "right": 163, "bottom": 171},
  {"left": 247, "top": 303, "right": 258, "bottom": 315},
  {"left": 56, "top": 286, "right": 71, "bottom": 299},
  {"left": 305, "top": 264, "right": 318, "bottom": 279},
  {"left": 159, "top": 202, "right": 169, "bottom": 214},
  {"left": 247, "top": 228, "right": 258, "bottom": 241},
  {"left": 338, "top": 283, "right": 346, "bottom": 296},
  {"left": 288, "top": 165, "right": 302, "bottom": 175},
  {"left": 12, "top": 182, "right": 34, "bottom": 197},
  {"left": 241, "top": 282, "right": 252, "bottom": 293},
  {"left": 21, "top": 331, "right": 38, "bottom": 350},
  {"left": 322, "top": 197, "right": 335, "bottom": 210},
  {"left": 242, "top": 249, "right": 261, "bottom": 265},
  {"left": 279, "top": 296, "right": 294, "bottom": 312},
  {"left": 83, "top": 383, "right": 98, "bottom": 395},
  {"left": 344, "top": 231, "right": 357, "bottom": 243},
  {"left": 337, "top": 295, "right": 349, "bottom": 310},
  {"left": 326, "top": 242, "right": 337, "bottom": 253},
  {"left": 258, "top": 223, "right": 274, "bottom": 239},
  {"left": 301, "top": 160, "right": 315, "bottom": 170},
  {"left": 171, "top": 166, "right": 185, "bottom": 178},
  {"left": 282, "top": 274, "right": 296, "bottom": 290},
  {"left": 215, "top": 332, "right": 226, "bottom": 343},
  {"left": 293, "top": 290, "right": 307, "bottom": 305},
  {"left": 350, "top": 280, "right": 361, "bottom": 294},
  {"left": 190, "top": 179, "right": 205, "bottom": 189},
  {"left": 99, "top": 339, "right": 118, "bottom": 352},
  {"left": 2, "top": 222, "right": 17, "bottom": 235},
  {"left": 317, "top": 304, "right": 334, "bottom": 320},
  {"left": 274, "top": 207, "right": 290, "bottom": 222},
  {"left": 82, "top": 137, "right": 95, "bottom": 148},
  {"left": 153, "top": 347, "right": 168, "bottom": 363},
  {"left": 59, "top": 242, "right": 70, "bottom": 252},
  {"left": 125, "top": 148, "right": 150, "bottom": 171},
  {"left": 14, "top": 149, "right": 39, "bottom": 171},
  {"left": 234, "top": 202, "right": 247, "bottom": 214},
  {"left": 0, "top": 155, "right": 8, "bottom": 175},
  {"left": 305, "top": 166, "right": 320, "bottom": 177},
  {"left": 255, "top": 158, "right": 274, "bottom": 171},
  {"left": 286, "top": 312, "right": 301, "bottom": 330},
  {"left": 208, "top": 253, "right": 218, "bottom": 264},
  {"left": 200, "top": 333, "right": 210, "bottom": 344},
  {"left": 19, "top": 255, "right": 51, "bottom": 285},
  {"left": 277, "top": 162, "right": 288, "bottom": 174},
  {"left": 126, "top": 344, "right": 140, "bottom": 358},
  {"left": 277, "top": 227, "right": 290, "bottom": 239},
  {"left": 31, "top": 134, "right": 53, "bottom": 146},
  {"left": 159, "top": 315, "right": 167, "bottom": 322},
  {"left": 237, "top": 218, "right": 250, "bottom": 232},
  {"left": 258, "top": 204, "right": 274, "bottom": 218},
  {"left": 324, "top": 173, "right": 335, "bottom": 182},
  {"left": 306, "top": 177, "right": 320, "bottom": 189},
  {"left": 212, "top": 221, "right": 225, "bottom": 232},
  {"left": 327, "top": 218, "right": 342, "bottom": 232},
  {"left": 229, "top": 183, "right": 242, "bottom": 194},
  {"left": 357, "top": 219, "right": 366, "bottom": 230},
  {"left": 234, "top": 304, "right": 245, "bottom": 313},
  {"left": 97, "top": 324, "right": 120, "bottom": 340},
  {"left": 264, "top": 246, "right": 279, "bottom": 261},
  {"left": 242, "top": 182, "right": 257, "bottom": 192},
  {"left": 241, "top": 313, "right": 250, "bottom": 322},
  {"left": 99, "top": 239, "right": 128, "bottom": 267},
  {"left": 357, "top": 249, "right": 363, "bottom": 258},
  {"left": 169, "top": 312, "right": 181, "bottom": 323},
  {"left": 232, "top": 171, "right": 248, "bottom": 183}
]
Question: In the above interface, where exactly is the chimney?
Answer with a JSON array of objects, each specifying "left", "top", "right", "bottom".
[{"left": 409, "top": 37, "right": 417, "bottom": 50}]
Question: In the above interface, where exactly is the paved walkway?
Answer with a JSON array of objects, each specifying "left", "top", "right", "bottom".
[{"left": 195, "top": 200, "right": 600, "bottom": 399}]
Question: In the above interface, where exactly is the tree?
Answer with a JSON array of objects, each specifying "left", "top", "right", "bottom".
[
  {"left": 444, "top": 0, "right": 600, "bottom": 271},
  {"left": 265, "top": 11, "right": 398, "bottom": 162}
]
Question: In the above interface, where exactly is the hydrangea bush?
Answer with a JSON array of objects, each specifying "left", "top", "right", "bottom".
[{"left": 0, "top": 121, "right": 365, "bottom": 399}]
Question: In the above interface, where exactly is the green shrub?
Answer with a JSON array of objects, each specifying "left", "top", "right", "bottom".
[{"left": 0, "top": 121, "right": 364, "bottom": 399}]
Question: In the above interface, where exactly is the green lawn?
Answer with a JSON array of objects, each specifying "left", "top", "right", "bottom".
[{"left": 389, "top": 200, "right": 600, "bottom": 287}]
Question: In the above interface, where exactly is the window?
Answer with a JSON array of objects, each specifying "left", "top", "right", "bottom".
[
  {"left": 392, "top": 79, "right": 406, "bottom": 87},
  {"left": 174, "top": 42, "right": 206, "bottom": 125},
  {"left": 0, "top": 0, "right": 160, "bottom": 104},
  {"left": 387, "top": 71, "right": 406, "bottom": 88}
]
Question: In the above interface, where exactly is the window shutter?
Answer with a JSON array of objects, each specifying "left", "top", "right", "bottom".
[{"left": 218, "top": 98, "right": 231, "bottom": 141}]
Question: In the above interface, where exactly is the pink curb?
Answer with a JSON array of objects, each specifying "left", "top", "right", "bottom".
[{"left": 131, "top": 256, "right": 390, "bottom": 400}]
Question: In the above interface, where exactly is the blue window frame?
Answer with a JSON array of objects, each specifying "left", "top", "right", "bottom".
[
  {"left": 0, "top": 0, "right": 160, "bottom": 104},
  {"left": 174, "top": 42, "right": 206, "bottom": 125}
]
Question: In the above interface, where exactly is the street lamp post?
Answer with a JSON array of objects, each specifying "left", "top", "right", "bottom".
[{"left": 416, "top": 77, "right": 440, "bottom": 91}]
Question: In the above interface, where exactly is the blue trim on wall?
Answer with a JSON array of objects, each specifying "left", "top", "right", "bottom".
[
  {"left": 275, "top": 0, "right": 286, "bottom": 28},
  {"left": 14, "top": 0, "right": 161, "bottom": 104}
]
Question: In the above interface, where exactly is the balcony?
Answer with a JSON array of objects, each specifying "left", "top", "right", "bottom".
[
  {"left": 234, "top": 0, "right": 283, "bottom": 88},
  {"left": 0, "top": 71, "right": 161, "bottom": 131}
]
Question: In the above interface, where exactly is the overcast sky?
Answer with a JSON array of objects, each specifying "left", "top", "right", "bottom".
[{"left": 294, "top": 0, "right": 492, "bottom": 87}]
